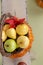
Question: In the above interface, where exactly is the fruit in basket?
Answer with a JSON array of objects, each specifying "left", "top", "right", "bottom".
[
  {"left": 2, "top": 30, "right": 7, "bottom": 42},
  {"left": 6, "top": 28, "right": 16, "bottom": 39},
  {"left": 3, "top": 24, "right": 10, "bottom": 31},
  {"left": 4, "top": 39, "right": 16, "bottom": 52},
  {"left": 16, "top": 24, "right": 29, "bottom": 35},
  {"left": 17, "top": 36, "right": 30, "bottom": 48},
  {"left": 1, "top": 14, "right": 34, "bottom": 58}
]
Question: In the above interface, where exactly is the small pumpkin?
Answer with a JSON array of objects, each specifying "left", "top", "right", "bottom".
[{"left": 36, "top": 0, "right": 43, "bottom": 8}]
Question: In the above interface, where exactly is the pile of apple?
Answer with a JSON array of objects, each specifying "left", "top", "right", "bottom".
[{"left": 2, "top": 16, "right": 30, "bottom": 53}]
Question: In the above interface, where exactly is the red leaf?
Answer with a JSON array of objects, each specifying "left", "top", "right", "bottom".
[
  {"left": 10, "top": 24, "right": 16, "bottom": 28},
  {"left": 4, "top": 16, "right": 25, "bottom": 28},
  {"left": 13, "top": 16, "right": 19, "bottom": 22},
  {"left": 5, "top": 19, "right": 14, "bottom": 24},
  {"left": 19, "top": 18, "right": 25, "bottom": 23}
]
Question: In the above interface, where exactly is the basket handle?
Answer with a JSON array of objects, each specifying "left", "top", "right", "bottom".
[
  {"left": 1, "top": 13, "right": 13, "bottom": 24},
  {"left": 0, "top": 13, "right": 13, "bottom": 55}
]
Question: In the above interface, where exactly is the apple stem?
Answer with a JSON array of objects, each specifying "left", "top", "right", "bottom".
[{"left": 20, "top": 42, "right": 23, "bottom": 44}]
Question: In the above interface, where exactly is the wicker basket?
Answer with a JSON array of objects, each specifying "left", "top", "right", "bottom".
[{"left": 0, "top": 13, "right": 34, "bottom": 58}]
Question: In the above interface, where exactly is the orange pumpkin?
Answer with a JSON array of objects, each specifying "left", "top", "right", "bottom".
[{"left": 36, "top": 0, "right": 43, "bottom": 8}]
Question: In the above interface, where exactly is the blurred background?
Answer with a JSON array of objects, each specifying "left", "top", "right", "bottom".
[
  {"left": 27, "top": 0, "right": 43, "bottom": 65},
  {"left": 0, "top": 0, "right": 43, "bottom": 65}
]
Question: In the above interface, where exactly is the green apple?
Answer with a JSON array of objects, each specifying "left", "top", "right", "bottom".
[
  {"left": 3, "top": 24, "right": 10, "bottom": 31},
  {"left": 4, "top": 39, "right": 16, "bottom": 52},
  {"left": 6, "top": 28, "right": 16, "bottom": 39},
  {"left": 16, "top": 24, "right": 29, "bottom": 35},
  {"left": 2, "top": 30, "right": 7, "bottom": 42},
  {"left": 17, "top": 36, "right": 30, "bottom": 48}
]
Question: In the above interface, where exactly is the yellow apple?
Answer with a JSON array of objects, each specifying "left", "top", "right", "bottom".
[
  {"left": 17, "top": 36, "right": 30, "bottom": 48},
  {"left": 3, "top": 24, "right": 10, "bottom": 31},
  {"left": 2, "top": 31, "right": 7, "bottom": 42},
  {"left": 16, "top": 24, "right": 29, "bottom": 35},
  {"left": 6, "top": 28, "right": 16, "bottom": 39}
]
